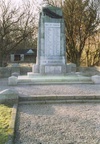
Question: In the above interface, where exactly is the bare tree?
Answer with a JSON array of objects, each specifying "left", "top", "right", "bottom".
[
  {"left": 47, "top": 0, "right": 63, "bottom": 7},
  {"left": 63, "top": 0, "right": 100, "bottom": 67},
  {"left": 0, "top": 0, "right": 36, "bottom": 66},
  {"left": 40, "top": 0, "right": 100, "bottom": 67},
  {"left": 84, "top": 29, "right": 100, "bottom": 66}
]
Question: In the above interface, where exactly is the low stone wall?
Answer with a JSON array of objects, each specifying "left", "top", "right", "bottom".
[
  {"left": 0, "top": 67, "right": 11, "bottom": 78},
  {"left": 20, "top": 67, "right": 32, "bottom": 75},
  {"left": 79, "top": 66, "right": 100, "bottom": 76},
  {"left": 0, "top": 66, "right": 32, "bottom": 78},
  {"left": 0, "top": 65, "right": 100, "bottom": 78}
]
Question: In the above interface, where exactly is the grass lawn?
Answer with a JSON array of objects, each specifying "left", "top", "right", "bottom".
[{"left": 0, "top": 104, "right": 12, "bottom": 144}]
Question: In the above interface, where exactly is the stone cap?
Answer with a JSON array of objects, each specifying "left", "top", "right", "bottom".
[
  {"left": 91, "top": 75, "right": 100, "bottom": 84},
  {"left": 42, "top": 4, "right": 63, "bottom": 18}
]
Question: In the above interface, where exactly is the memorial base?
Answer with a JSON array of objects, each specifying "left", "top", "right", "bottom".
[
  {"left": 17, "top": 74, "right": 93, "bottom": 85},
  {"left": 32, "top": 64, "right": 67, "bottom": 75}
]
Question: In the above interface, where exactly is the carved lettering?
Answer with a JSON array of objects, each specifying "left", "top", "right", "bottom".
[{"left": 45, "top": 23, "right": 60, "bottom": 56}]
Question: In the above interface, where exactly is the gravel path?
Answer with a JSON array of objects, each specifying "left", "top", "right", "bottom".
[
  {"left": 0, "top": 78, "right": 100, "bottom": 96},
  {"left": 14, "top": 103, "right": 100, "bottom": 144},
  {"left": 1, "top": 78, "right": 100, "bottom": 143}
]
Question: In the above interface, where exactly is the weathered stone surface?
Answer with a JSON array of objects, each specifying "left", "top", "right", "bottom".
[
  {"left": 32, "top": 65, "right": 39, "bottom": 73},
  {"left": 20, "top": 67, "right": 32, "bottom": 75},
  {"left": 11, "top": 67, "right": 20, "bottom": 75},
  {"left": 0, "top": 67, "right": 32, "bottom": 78},
  {"left": 79, "top": 66, "right": 100, "bottom": 76},
  {"left": 66, "top": 65, "right": 71, "bottom": 73},
  {"left": 91, "top": 75, "right": 100, "bottom": 84},
  {"left": 18, "top": 75, "right": 92, "bottom": 84},
  {"left": 11, "top": 72, "right": 19, "bottom": 77},
  {"left": 8, "top": 76, "right": 18, "bottom": 86},
  {"left": 0, "top": 67, "right": 11, "bottom": 78},
  {"left": 0, "top": 89, "right": 18, "bottom": 104}
]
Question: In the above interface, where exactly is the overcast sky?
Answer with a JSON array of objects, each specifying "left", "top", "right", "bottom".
[
  {"left": 9, "top": 0, "right": 42, "bottom": 5},
  {"left": 6, "top": 0, "right": 100, "bottom": 13}
]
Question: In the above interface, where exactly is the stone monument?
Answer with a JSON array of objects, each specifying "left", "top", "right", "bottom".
[
  {"left": 33, "top": 1, "right": 67, "bottom": 75},
  {"left": 16, "top": 1, "right": 92, "bottom": 84}
]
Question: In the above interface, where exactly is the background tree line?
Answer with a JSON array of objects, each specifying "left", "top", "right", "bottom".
[
  {"left": 0, "top": 0, "right": 100, "bottom": 67},
  {"left": 0, "top": 0, "right": 37, "bottom": 66},
  {"left": 48, "top": 0, "right": 100, "bottom": 67}
]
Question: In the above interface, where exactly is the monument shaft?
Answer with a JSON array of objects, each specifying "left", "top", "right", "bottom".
[{"left": 33, "top": 5, "right": 67, "bottom": 75}]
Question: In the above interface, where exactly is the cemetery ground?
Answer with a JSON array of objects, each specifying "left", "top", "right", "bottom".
[{"left": 0, "top": 78, "right": 100, "bottom": 143}]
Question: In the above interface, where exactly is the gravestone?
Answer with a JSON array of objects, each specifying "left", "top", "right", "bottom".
[{"left": 33, "top": 2, "right": 67, "bottom": 75}]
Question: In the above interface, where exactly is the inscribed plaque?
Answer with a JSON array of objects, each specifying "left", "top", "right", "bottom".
[{"left": 45, "top": 23, "right": 60, "bottom": 56}]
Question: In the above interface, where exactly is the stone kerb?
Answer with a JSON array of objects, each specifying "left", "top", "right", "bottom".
[
  {"left": 0, "top": 89, "right": 19, "bottom": 144},
  {"left": 8, "top": 76, "right": 18, "bottom": 86},
  {"left": 0, "top": 89, "right": 19, "bottom": 104},
  {"left": 91, "top": 75, "right": 100, "bottom": 84},
  {"left": 6, "top": 104, "right": 18, "bottom": 144}
]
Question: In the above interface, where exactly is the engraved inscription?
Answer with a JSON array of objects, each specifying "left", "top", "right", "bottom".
[
  {"left": 45, "top": 66, "right": 61, "bottom": 74},
  {"left": 45, "top": 23, "right": 60, "bottom": 56},
  {"left": 41, "top": 60, "right": 62, "bottom": 65}
]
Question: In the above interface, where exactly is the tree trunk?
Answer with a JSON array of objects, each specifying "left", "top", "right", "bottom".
[
  {"left": 0, "top": 55, "right": 5, "bottom": 67},
  {"left": 76, "top": 56, "right": 81, "bottom": 71},
  {"left": 0, "top": 59, "right": 3, "bottom": 67}
]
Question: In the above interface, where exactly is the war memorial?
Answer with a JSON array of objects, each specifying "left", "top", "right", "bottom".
[
  {"left": 0, "top": 1, "right": 100, "bottom": 144},
  {"left": 13, "top": 1, "right": 95, "bottom": 85},
  {"left": 32, "top": 3, "right": 66, "bottom": 75}
]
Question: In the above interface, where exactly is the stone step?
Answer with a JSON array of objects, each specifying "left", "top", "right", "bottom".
[
  {"left": 19, "top": 99, "right": 100, "bottom": 104},
  {"left": 18, "top": 75, "right": 93, "bottom": 84},
  {"left": 19, "top": 95, "right": 100, "bottom": 104}
]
